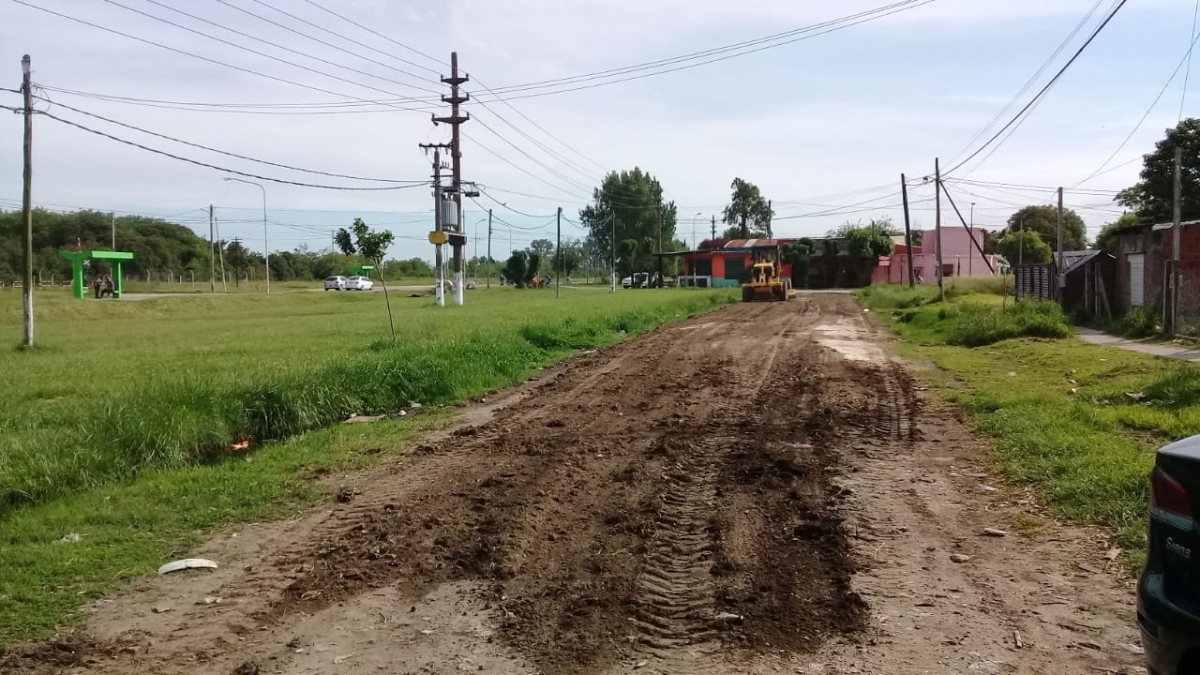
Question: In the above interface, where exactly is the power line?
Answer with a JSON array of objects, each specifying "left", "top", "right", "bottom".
[
  {"left": 11, "top": 0, "right": 433, "bottom": 113},
  {"left": 297, "top": 0, "right": 447, "bottom": 71},
  {"left": 945, "top": 0, "right": 1130, "bottom": 176},
  {"left": 134, "top": 0, "right": 441, "bottom": 95},
  {"left": 1184, "top": 0, "right": 1200, "bottom": 121},
  {"left": 37, "top": 85, "right": 437, "bottom": 116},
  {"left": 947, "top": 0, "right": 1106, "bottom": 166},
  {"left": 96, "top": 0, "right": 436, "bottom": 104},
  {"left": 211, "top": 0, "right": 442, "bottom": 85},
  {"left": 39, "top": 110, "right": 429, "bottom": 191},
  {"left": 1071, "top": 28, "right": 1200, "bottom": 188},
  {"left": 36, "top": 97, "right": 425, "bottom": 184}
]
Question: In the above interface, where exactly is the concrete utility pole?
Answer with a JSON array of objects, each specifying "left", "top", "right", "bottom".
[
  {"left": 900, "top": 173, "right": 915, "bottom": 288},
  {"left": 434, "top": 52, "right": 471, "bottom": 306},
  {"left": 934, "top": 158, "right": 944, "bottom": 302},
  {"left": 611, "top": 213, "right": 617, "bottom": 293},
  {"left": 20, "top": 55, "right": 34, "bottom": 347},
  {"left": 711, "top": 215, "right": 716, "bottom": 241},
  {"left": 209, "top": 204, "right": 216, "bottom": 292},
  {"left": 486, "top": 208, "right": 492, "bottom": 289},
  {"left": 1057, "top": 186, "right": 1065, "bottom": 301},
  {"left": 224, "top": 177, "right": 268, "bottom": 295},
  {"left": 1174, "top": 146, "right": 1183, "bottom": 333},
  {"left": 423, "top": 146, "right": 448, "bottom": 307},
  {"left": 111, "top": 212, "right": 116, "bottom": 250},
  {"left": 556, "top": 206, "right": 562, "bottom": 299}
]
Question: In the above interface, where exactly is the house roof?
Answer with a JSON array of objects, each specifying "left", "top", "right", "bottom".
[
  {"left": 722, "top": 238, "right": 786, "bottom": 250},
  {"left": 1058, "top": 250, "right": 1113, "bottom": 275},
  {"left": 1150, "top": 219, "right": 1200, "bottom": 232}
]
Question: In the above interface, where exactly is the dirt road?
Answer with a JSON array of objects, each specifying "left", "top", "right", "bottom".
[{"left": 3, "top": 294, "right": 1145, "bottom": 675}]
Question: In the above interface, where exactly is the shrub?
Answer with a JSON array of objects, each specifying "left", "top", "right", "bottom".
[
  {"left": 1115, "top": 308, "right": 1160, "bottom": 338},
  {"left": 948, "top": 301, "right": 1071, "bottom": 348}
]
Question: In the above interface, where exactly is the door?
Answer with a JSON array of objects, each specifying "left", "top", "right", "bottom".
[{"left": 1129, "top": 254, "right": 1145, "bottom": 308}]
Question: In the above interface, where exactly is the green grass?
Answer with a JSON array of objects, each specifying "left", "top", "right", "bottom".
[
  {"left": 0, "top": 287, "right": 735, "bottom": 645},
  {"left": 860, "top": 282, "right": 1200, "bottom": 567}
]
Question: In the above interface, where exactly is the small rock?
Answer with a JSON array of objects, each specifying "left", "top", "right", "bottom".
[
  {"left": 1077, "top": 562, "right": 1103, "bottom": 574},
  {"left": 151, "top": 605, "right": 172, "bottom": 614},
  {"left": 633, "top": 660, "right": 648, "bottom": 670},
  {"left": 1106, "top": 547, "right": 1122, "bottom": 561},
  {"left": 1007, "top": 372, "right": 1017, "bottom": 377},
  {"left": 975, "top": 484, "right": 999, "bottom": 494},
  {"left": 56, "top": 533, "right": 81, "bottom": 544},
  {"left": 409, "top": 401, "right": 423, "bottom": 409},
  {"left": 334, "top": 653, "right": 352, "bottom": 664},
  {"left": 203, "top": 596, "right": 222, "bottom": 605},
  {"left": 714, "top": 612, "right": 744, "bottom": 623},
  {"left": 1120, "top": 643, "right": 1145, "bottom": 655},
  {"left": 967, "top": 661, "right": 1002, "bottom": 674},
  {"left": 982, "top": 528, "right": 1008, "bottom": 537},
  {"left": 950, "top": 554, "right": 972, "bottom": 564}
]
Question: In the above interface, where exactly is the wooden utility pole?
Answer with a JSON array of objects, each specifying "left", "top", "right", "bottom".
[
  {"left": 20, "top": 54, "right": 34, "bottom": 347},
  {"left": 486, "top": 208, "right": 492, "bottom": 290},
  {"left": 1056, "top": 186, "right": 1065, "bottom": 303},
  {"left": 934, "top": 158, "right": 944, "bottom": 302},
  {"left": 1173, "top": 146, "right": 1183, "bottom": 333},
  {"left": 901, "top": 173, "right": 915, "bottom": 288},
  {"left": 434, "top": 52, "right": 471, "bottom": 306},
  {"left": 209, "top": 205, "right": 216, "bottom": 292},
  {"left": 556, "top": 207, "right": 562, "bottom": 299}
]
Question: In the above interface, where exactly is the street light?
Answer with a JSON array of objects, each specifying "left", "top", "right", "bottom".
[
  {"left": 223, "top": 177, "right": 269, "bottom": 295},
  {"left": 692, "top": 212, "right": 703, "bottom": 250}
]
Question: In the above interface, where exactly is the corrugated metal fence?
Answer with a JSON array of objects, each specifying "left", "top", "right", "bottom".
[{"left": 1015, "top": 264, "right": 1053, "bottom": 301}]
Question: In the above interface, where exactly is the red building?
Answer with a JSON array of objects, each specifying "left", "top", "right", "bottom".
[{"left": 679, "top": 239, "right": 793, "bottom": 288}]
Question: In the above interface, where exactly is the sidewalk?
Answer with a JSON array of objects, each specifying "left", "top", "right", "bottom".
[{"left": 1076, "top": 327, "right": 1200, "bottom": 363}]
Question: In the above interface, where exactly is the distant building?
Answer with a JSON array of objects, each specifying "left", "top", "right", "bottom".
[{"left": 1114, "top": 219, "right": 1200, "bottom": 313}]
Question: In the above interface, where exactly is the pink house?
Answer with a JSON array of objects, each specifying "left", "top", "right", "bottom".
[{"left": 873, "top": 227, "right": 999, "bottom": 284}]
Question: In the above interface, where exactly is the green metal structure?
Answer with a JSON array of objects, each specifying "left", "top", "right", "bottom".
[
  {"left": 349, "top": 264, "right": 375, "bottom": 277},
  {"left": 60, "top": 250, "right": 134, "bottom": 299}
]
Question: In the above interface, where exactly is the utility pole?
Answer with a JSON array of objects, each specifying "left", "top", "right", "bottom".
[
  {"left": 419, "top": 144, "right": 450, "bottom": 307},
  {"left": 766, "top": 200, "right": 773, "bottom": 238},
  {"left": 486, "top": 209, "right": 492, "bottom": 290},
  {"left": 900, "top": 173, "right": 915, "bottom": 288},
  {"left": 20, "top": 55, "right": 34, "bottom": 347},
  {"left": 434, "top": 51, "right": 471, "bottom": 306},
  {"left": 223, "top": 178, "right": 268, "bottom": 295},
  {"left": 611, "top": 213, "right": 617, "bottom": 293},
  {"left": 711, "top": 215, "right": 716, "bottom": 241},
  {"left": 209, "top": 204, "right": 216, "bottom": 292},
  {"left": 656, "top": 206, "right": 662, "bottom": 288},
  {"left": 1174, "top": 146, "right": 1183, "bottom": 333},
  {"left": 556, "top": 206, "right": 562, "bottom": 299},
  {"left": 1057, "top": 186, "right": 1065, "bottom": 302},
  {"left": 111, "top": 212, "right": 116, "bottom": 250},
  {"left": 934, "top": 158, "right": 944, "bottom": 302},
  {"left": 231, "top": 237, "right": 242, "bottom": 288}
]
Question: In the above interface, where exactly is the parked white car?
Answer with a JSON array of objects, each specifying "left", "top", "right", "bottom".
[
  {"left": 324, "top": 275, "right": 347, "bottom": 291},
  {"left": 345, "top": 275, "right": 374, "bottom": 291}
]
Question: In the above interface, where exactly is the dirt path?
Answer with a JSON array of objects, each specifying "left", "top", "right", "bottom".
[{"left": 2, "top": 295, "right": 1144, "bottom": 675}]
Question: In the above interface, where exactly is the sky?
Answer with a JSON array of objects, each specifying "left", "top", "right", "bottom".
[{"left": 0, "top": 0, "right": 1192, "bottom": 262}]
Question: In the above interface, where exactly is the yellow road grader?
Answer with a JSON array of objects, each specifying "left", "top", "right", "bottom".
[{"left": 741, "top": 248, "right": 795, "bottom": 302}]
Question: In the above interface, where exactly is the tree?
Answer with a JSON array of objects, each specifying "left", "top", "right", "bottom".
[
  {"left": 552, "top": 241, "right": 587, "bottom": 278},
  {"left": 721, "top": 178, "right": 773, "bottom": 239},
  {"left": 1118, "top": 118, "right": 1200, "bottom": 224},
  {"left": 335, "top": 218, "right": 398, "bottom": 341},
  {"left": 580, "top": 168, "right": 677, "bottom": 276},
  {"left": 783, "top": 238, "right": 816, "bottom": 288},
  {"left": 529, "top": 239, "right": 555, "bottom": 258},
  {"left": 997, "top": 229, "right": 1052, "bottom": 265},
  {"left": 1004, "top": 205, "right": 1086, "bottom": 252},
  {"left": 1094, "top": 213, "right": 1138, "bottom": 254}
]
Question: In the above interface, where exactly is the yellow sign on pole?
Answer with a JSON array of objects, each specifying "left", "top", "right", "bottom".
[{"left": 428, "top": 230, "right": 448, "bottom": 245}]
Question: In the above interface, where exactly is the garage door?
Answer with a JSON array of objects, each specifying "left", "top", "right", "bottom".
[{"left": 1129, "top": 254, "right": 1144, "bottom": 307}]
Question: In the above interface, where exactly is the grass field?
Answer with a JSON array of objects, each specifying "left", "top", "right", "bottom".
[
  {"left": 860, "top": 282, "right": 1200, "bottom": 566},
  {"left": 0, "top": 286, "right": 735, "bottom": 644}
]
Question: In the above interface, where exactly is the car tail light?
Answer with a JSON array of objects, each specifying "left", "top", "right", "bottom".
[{"left": 1151, "top": 467, "right": 1194, "bottom": 519}]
